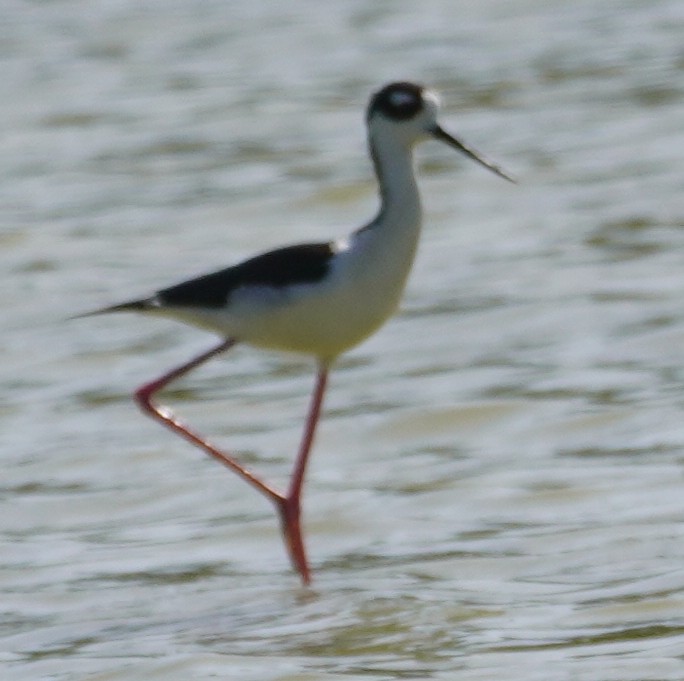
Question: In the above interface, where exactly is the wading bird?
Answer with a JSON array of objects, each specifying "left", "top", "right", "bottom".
[{"left": 79, "top": 82, "right": 513, "bottom": 584}]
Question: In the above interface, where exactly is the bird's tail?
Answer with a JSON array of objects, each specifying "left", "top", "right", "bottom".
[{"left": 70, "top": 298, "right": 156, "bottom": 320}]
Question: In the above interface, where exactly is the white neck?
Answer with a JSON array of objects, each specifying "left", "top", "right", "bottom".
[
  {"left": 368, "top": 130, "right": 422, "bottom": 236},
  {"left": 329, "top": 128, "right": 424, "bottom": 330}
]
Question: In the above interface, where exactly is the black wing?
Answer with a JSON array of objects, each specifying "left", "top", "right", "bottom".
[{"left": 156, "top": 242, "right": 336, "bottom": 309}]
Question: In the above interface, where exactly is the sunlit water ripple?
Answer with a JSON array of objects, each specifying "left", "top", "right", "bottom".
[{"left": 2, "top": 0, "right": 684, "bottom": 679}]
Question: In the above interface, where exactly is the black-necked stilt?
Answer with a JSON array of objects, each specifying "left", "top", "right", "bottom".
[{"left": 79, "top": 82, "right": 513, "bottom": 585}]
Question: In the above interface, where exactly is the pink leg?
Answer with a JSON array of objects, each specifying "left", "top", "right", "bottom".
[
  {"left": 135, "top": 339, "right": 282, "bottom": 502},
  {"left": 275, "top": 366, "right": 329, "bottom": 586},
  {"left": 134, "top": 339, "right": 329, "bottom": 585}
]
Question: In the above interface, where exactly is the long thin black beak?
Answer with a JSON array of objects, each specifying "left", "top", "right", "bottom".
[{"left": 432, "top": 125, "right": 515, "bottom": 183}]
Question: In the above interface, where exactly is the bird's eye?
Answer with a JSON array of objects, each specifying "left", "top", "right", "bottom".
[
  {"left": 374, "top": 85, "right": 423, "bottom": 121},
  {"left": 388, "top": 90, "right": 419, "bottom": 111},
  {"left": 367, "top": 82, "right": 426, "bottom": 123}
]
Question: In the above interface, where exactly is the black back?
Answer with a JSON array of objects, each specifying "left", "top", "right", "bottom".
[{"left": 157, "top": 242, "right": 335, "bottom": 308}]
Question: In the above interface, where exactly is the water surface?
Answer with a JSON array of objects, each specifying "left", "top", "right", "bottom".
[{"left": 2, "top": 0, "right": 684, "bottom": 679}]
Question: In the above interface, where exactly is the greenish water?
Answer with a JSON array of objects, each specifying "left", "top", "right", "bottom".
[{"left": 3, "top": 0, "right": 684, "bottom": 679}]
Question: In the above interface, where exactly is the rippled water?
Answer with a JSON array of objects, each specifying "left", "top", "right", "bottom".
[{"left": 3, "top": 0, "right": 684, "bottom": 678}]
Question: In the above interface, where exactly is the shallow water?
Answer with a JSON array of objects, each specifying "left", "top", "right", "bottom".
[{"left": 3, "top": 0, "right": 684, "bottom": 678}]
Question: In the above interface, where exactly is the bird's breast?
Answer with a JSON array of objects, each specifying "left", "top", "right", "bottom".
[{"left": 238, "top": 224, "right": 420, "bottom": 359}]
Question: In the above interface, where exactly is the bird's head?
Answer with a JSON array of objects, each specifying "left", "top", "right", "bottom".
[{"left": 366, "top": 81, "right": 514, "bottom": 182}]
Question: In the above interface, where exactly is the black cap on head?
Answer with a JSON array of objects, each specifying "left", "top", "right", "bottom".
[{"left": 367, "top": 82, "right": 426, "bottom": 123}]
